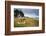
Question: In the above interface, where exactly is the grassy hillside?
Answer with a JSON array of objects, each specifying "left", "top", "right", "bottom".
[{"left": 14, "top": 17, "right": 39, "bottom": 27}]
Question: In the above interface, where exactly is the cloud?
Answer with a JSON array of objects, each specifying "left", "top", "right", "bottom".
[{"left": 14, "top": 8, "right": 39, "bottom": 18}]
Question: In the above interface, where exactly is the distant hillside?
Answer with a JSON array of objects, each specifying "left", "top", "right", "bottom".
[{"left": 24, "top": 16, "right": 39, "bottom": 20}]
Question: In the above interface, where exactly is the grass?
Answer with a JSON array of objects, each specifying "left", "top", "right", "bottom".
[{"left": 14, "top": 17, "right": 39, "bottom": 27}]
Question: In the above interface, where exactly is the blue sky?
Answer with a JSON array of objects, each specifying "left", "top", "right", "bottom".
[{"left": 14, "top": 8, "right": 39, "bottom": 18}]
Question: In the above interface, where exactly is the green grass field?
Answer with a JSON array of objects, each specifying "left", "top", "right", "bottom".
[{"left": 14, "top": 17, "right": 39, "bottom": 27}]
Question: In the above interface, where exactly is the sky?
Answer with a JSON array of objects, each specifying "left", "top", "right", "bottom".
[{"left": 14, "top": 8, "right": 39, "bottom": 18}]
